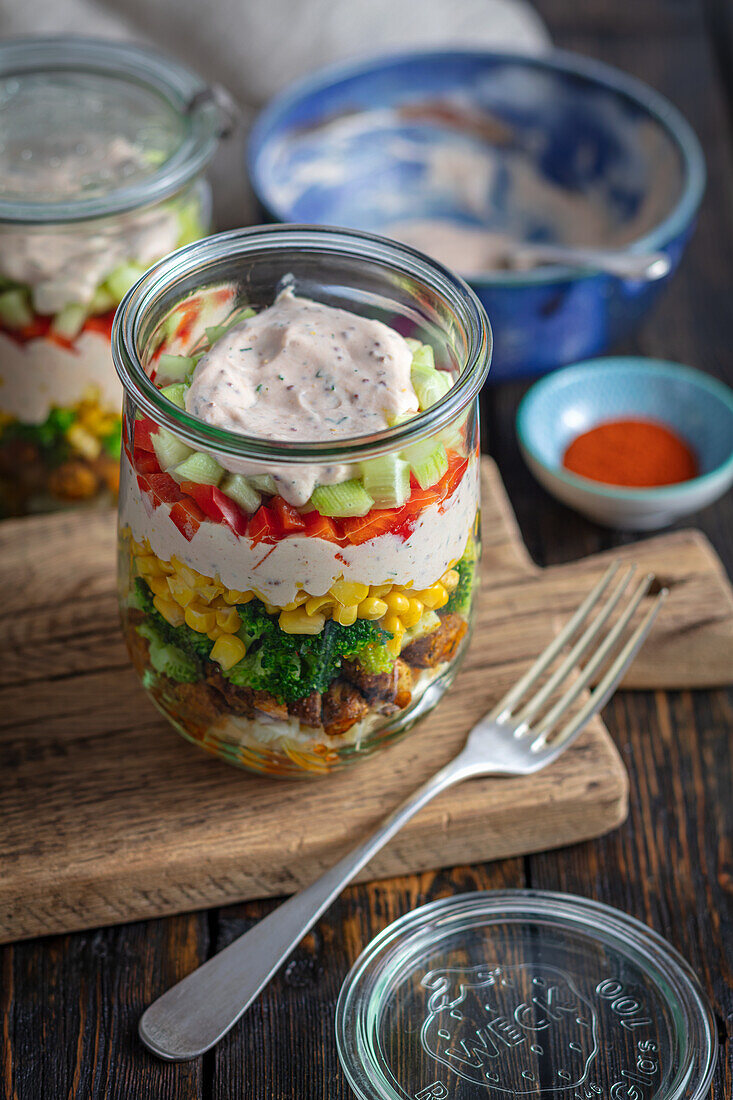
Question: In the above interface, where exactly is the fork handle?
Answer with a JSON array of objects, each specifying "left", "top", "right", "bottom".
[{"left": 139, "top": 757, "right": 464, "bottom": 1061}]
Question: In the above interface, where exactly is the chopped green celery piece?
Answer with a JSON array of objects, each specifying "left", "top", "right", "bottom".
[
  {"left": 205, "top": 323, "right": 229, "bottom": 346},
  {"left": 386, "top": 410, "right": 417, "bottom": 428},
  {"left": 361, "top": 454, "right": 411, "bottom": 508},
  {"left": 410, "top": 343, "right": 435, "bottom": 370},
  {"left": 0, "top": 288, "right": 32, "bottom": 330},
  {"left": 247, "top": 473, "right": 278, "bottom": 495},
  {"left": 160, "top": 383, "right": 188, "bottom": 410},
  {"left": 404, "top": 337, "right": 423, "bottom": 353},
  {"left": 311, "top": 479, "right": 374, "bottom": 518},
  {"left": 156, "top": 354, "right": 195, "bottom": 384},
  {"left": 402, "top": 609, "right": 440, "bottom": 647},
  {"left": 411, "top": 362, "right": 453, "bottom": 410},
  {"left": 88, "top": 285, "right": 116, "bottom": 314},
  {"left": 51, "top": 303, "right": 86, "bottom": 341},
  {"left": 104, "top": 261, "right": 147, "bottom": 302},
  {"left": 136, "top": 621, "right": 198, "bottom": 683},
  {"left": 173, "top": 450, "right": 223, "bottom": 486},
  {"left": 151, "top": 428, "right": 193, "bottom": 471},
  {"left": 204, "top": 307, "right": 256, "bottom": 347},
  {"left": 220, "top": 473, "right": 261, "bottom": 513},
  {"left": 439, "top": 409, "right": 470, "bottom": 455},
  {"left": 403, "top": 438, "right": 449, "bottom": 489}
]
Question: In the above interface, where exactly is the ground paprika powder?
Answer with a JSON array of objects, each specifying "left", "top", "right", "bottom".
[{"left": 562, "top": 418, "right": 698, "bottom": 487}]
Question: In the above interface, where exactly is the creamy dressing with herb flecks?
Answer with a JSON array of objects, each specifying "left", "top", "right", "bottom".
[{"left": 186, "top": 288, "right": 419, "bottom": 504}]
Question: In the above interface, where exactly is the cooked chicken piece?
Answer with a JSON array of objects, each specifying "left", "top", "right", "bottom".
[
  {"left": 48, "top": 459, "right": 99, "bottom": 500},
  {"left": 206, "top": 667, "right": 256, "bottom": 716},
  {"left": 322, "top": 680, "right": 370, "bottom": 737},
  {"left": 252, "top": 691, "right": 289, "bottom": 721},
  {"left": 393, "top": 658, "right": 413, "bottom": 709},
  {"left": 174, "top": 681, "right": 225, "bottom": 728},
  {"left": 402, "top": 614, "right": 468, "bottom": 669},
  {"left": 288, "top": 691, "right": 322, "bottom": 728}
]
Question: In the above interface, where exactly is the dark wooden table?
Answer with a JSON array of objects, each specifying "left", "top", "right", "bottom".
[{"left": 3, "top": 1, "right": 732, "bottom": 1096}]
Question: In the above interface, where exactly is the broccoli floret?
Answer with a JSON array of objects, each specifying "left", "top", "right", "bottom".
[
  {"left": 225, "top": 599, "right": 393, "bottom": 702},
  {"left": 136, "top": 620, "right": 199, "bottom": 683},
  {"left": 357, "top": 640, "right": 395, "bottom": 675},
  {"left": 446, "top": 554, "right": 476, "bottom": 616},
  {"left": 132, "top": 578, "right": 212, "bottom": 666}
]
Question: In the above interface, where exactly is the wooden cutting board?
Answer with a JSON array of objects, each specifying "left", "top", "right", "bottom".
[{"left": 1, "top": 458, "right": 732, "bottom": 944}]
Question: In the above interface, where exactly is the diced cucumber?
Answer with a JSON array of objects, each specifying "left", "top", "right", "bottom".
[
  {"left": 247, "top": 473, "right": 278, "bottom": 495},
  {"left": 160, "top": 383, "right": 188, "bottom": 410},
  {"left": 311, "top": 479, "right": 374, "bottom": 518},
  {"left": 410, "top": 343, "right": 435, "bottom": 370},
  {"left": 403, "top": 439, "right": 449, "bottom": 489},
  {"left": 172, "top": 451, "right": 223, "bottom": 486},
  {"left": 51, "top": 303, "right": 86, "bottom": 341},
  {"left": 88, "top": 285, "right": 116, "bottom": 314},
  {"left": 104, "top": 261, "right": 147, "bottom": 302},
  {"left": 361, "top": 454, "right": 411, "bottom": 509},
  {"left": 439, "top": 409, "right": 470, "bottom": 455},
  {"left": 0, "top": 288, "right": 33, "bottom": 330},
  {"left": 205, "top": 307, "right": 256, "bottom": 348},
  {"left": 386, "top": 410, "right": 418, "bottom": 428},
  {"left": 156, "top": 354, "right": 195, "bottom": 384},
  {"left": 151, "top": 428, "right": 193, "bottom": 471},
  {"left": 404, "top": 337, "right": 423, "bottom": 353},
  {"left": 220, "top": 473, "right": 262, "bottom": 513},
  {"left": 411, "top": 362, "right": 453, "bottom": 410}
]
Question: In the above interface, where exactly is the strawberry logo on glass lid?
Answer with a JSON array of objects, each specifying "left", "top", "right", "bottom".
[{"left": 419, "top": 963, "right": 599, "bottom": 1093}]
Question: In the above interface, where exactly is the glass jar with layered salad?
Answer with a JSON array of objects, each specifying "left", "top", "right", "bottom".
[
  {"left": 113, "top": 226, "right": 491, "bottom": 776},
  {"left": 0, "top": 37, "right": 224, "bottom": 515}
]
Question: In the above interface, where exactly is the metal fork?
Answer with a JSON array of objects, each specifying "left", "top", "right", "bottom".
[{"left": 139, "top": 562, "right": 666, "bottom": 1061}]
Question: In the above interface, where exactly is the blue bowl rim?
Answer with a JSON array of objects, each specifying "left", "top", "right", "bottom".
[
  {"left": 516, "top": 357, "right": 733, "bottom": 502},
  {"left": 247, "top": 47, "right": 706, "bottom": 288}
]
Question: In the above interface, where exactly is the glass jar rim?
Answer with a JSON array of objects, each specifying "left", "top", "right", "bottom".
[
  {"left": 0, "top": 37, "right": 224, "bottom": 225},
  {"left": 112, "top": 224, "right": 492, "bottom": 465}
]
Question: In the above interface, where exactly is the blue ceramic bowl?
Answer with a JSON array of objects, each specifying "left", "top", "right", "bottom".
[
  {"left": 248, "top": 49, "right": 705, "bottom": 382},
  {"left": 517, "top": 358, "right": 733, "bottom": 529}
]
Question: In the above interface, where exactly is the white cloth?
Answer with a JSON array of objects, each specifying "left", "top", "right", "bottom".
[{"left": 0, "top": 0, "right": 550, "bottom": 225}]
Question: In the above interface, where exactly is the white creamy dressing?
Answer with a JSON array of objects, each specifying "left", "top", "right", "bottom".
[
  {"left": 120, "top": 451, "right": 479, "bottom": 603},
  {"left": 0, "top": 329, "right": 121, "bottom": 422},
  {"left": 0, "top": 138, "right": 182, "bottom": 314},
  {"left": 186, "top": 288, "right": 419, "bottom": 504}
]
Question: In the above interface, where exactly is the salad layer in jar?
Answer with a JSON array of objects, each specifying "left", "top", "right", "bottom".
[
  {"left": 118, "top": 286, "right": 483, "bottom": 776},
  {"left": 0, "top": 38, "right": 221, "bottom": 515}
]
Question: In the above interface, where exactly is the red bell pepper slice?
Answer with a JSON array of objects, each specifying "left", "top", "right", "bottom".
[
  {"left": 302, "top": 511, "right": 342, "bottom": 542},
  {"left": 133, "top": 449, "right": 161, "bottom": 476},
  {"left": 134, "top": 418, "right": 158, "bottom": 453},
  {"left": 248, "top": 504, "right": 280, "bottom": 544},
  {"left": 83, "top": 310, "right": 115, "bottom": 340},
  {"left": 179, "top": 481, "right": 249, "bottom": 536},
  {"left": 147, "top": 472, "right": 184, "bottom": 506},
  {"left": 169, "top": 499, "right": 205, "bottom": 541},
  {"left": 271, "top": 496, "right": 306, "bottom": 534}
]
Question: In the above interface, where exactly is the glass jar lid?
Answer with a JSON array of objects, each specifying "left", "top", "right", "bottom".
[
  {"left": 0, "top": 37, "right": 226, "bottom": 224},
  {"left": 336, "top": 891, "right": 716, "bottom": 1100}
]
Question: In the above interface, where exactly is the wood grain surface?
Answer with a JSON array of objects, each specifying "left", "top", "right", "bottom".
[{"left": 2, "top": 1, "right": 732, "bottom": 1096}]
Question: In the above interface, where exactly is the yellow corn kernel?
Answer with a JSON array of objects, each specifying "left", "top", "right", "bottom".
[
  {"left": 330, "top": 579, "right": 369, "bottom": 605},
  {"left": 357, "top": 596, "right": 388, "bottom": 620},
  {"left": 384, "top": 591, "right": 410, "bottom": 615},
  {"left": 383, "top": 613, "right": 404, "bottom": 636},
  {"left": 215, "top": 607, "right": 241, "bottom": 633},
  {"left": 167, "top": 575, "right": 196, "bottom": 607},
  {"left": 207, "top": 625, "right": 225, "bottom": 641},
  {"left": 413, "top": 582, "right": 448, "bottom": 610},
  {"left": 279, "top": 608, "right": 325, "bottom": 635},
  {"left": 369, "top": 583, "right": 392, "bottom": 598},
  {"left": 335, "top": 603, "right": 358, "bottom": 627},
  {"left": 280, "top": 591, "right": 309, "bottom": 611},
  {"left": 184, "top": 603, "right": 217, "bottom": 634},
  {"left": 223, "top": 588, "right": 254, "bottom": 605},
  {"left": 153, "top": 595, "right": 185, "bottom": 627},
  {"left": 196, "top": 582, "right": 222, "bottom": 604},
  {"left": 148, "top": 576, "right": 170, "bottom": 599},
  {"left": 305, "top": 595, "right": 334, "bottom": 616},
  {"left": 172, "top": 559, "right": 203, "bottom": 589},
  {"left": 401, "top": 597, "right": 424, "bottom": 628},
  {"left": 210, "top": 633, "right": 247, "bottom": 671},
  {"left": 136, "top": 554, "right": 164, "bottom": 579},
  {"left": 441, "top": 569, "right": 460, "bottom": 592}
]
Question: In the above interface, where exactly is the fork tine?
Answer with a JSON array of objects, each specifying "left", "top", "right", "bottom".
[
  {"left": 531, "top": 573, "right": 656, "bottom": 749},
  {"left": 532, "top": 588, "right": 668, "bottom": 756},
  {"left": 512, "top": 564, "right": 637, "bottom": 731},
  {"left": 485, "top": 560, "right": 622, "bottom": 723}
]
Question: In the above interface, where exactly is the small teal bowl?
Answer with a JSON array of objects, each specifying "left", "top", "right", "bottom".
[
  {"left": 516, "top": 358, "right": 733, "bottom": 529},
  {"left": 248, "top": 49, "right": 705, "bottom": 382}
]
